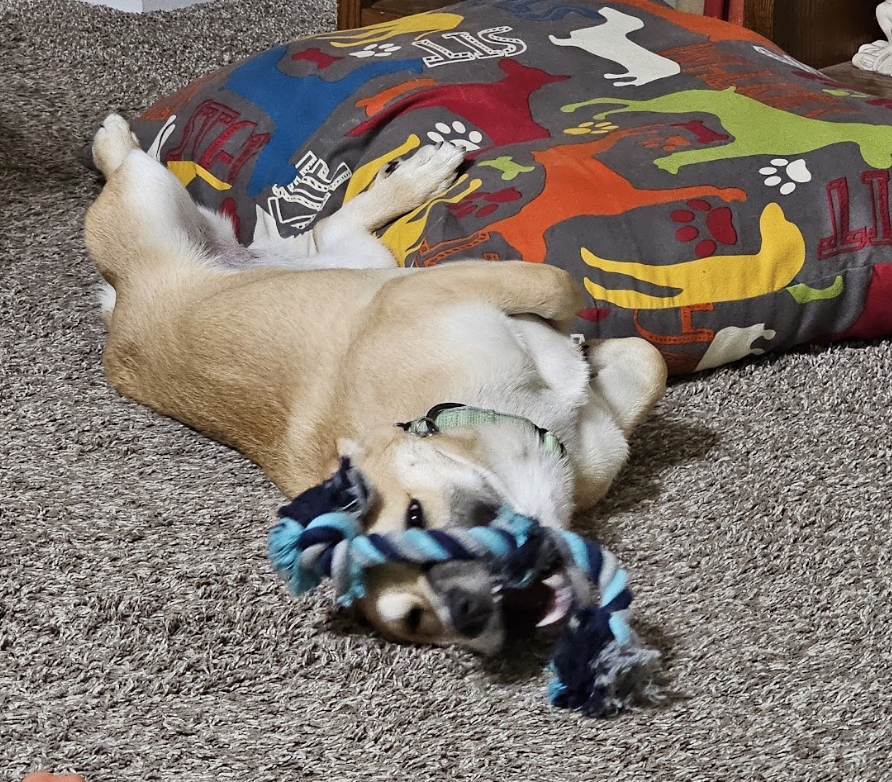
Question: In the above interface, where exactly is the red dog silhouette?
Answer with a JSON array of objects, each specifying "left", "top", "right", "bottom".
[{"left": 349, "top": 59, "right": 568, "bottom": 150}]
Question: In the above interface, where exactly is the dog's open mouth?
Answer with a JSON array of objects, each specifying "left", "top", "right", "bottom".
[{"left": 496, "top": 567, "right": 577, "bottom": 630}]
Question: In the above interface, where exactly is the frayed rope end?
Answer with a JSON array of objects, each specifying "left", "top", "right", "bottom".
[{"left": 548, "top": 605, "right": 663, "bottom": 717}]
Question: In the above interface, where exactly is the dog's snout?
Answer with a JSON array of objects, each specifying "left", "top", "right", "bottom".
[
  {"left": 445, "top": 586, "right": 493, "bottom": 638},
  {"left": 427, "top": 560, "right": 496, "bottom": 639}
]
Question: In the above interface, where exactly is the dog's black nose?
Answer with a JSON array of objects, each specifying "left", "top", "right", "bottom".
[
  {"left": 427, "top": 560, "right": 495, "bottom": 639},
  {"left": 445, "top": 586, "right": 492, "bottom": 638}
]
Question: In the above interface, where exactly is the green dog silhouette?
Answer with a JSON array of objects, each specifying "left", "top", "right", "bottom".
[{"left": 563, "top": 87, "right": 892, "bottom": 173}]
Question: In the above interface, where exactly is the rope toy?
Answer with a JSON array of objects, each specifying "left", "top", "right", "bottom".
[{"left": 268, "top": 457, "right": 661, "bottom": 717}]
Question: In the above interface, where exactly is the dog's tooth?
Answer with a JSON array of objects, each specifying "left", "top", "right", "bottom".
[{"left": 535, "top": 583, "right": 574, "bottom": 628}]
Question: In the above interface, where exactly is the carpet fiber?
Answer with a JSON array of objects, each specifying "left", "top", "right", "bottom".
[{"left": 2, "top": 1, "right": 891, "bottom": 780}]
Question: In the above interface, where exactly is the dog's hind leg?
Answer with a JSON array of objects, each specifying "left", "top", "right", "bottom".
[
  {"left": 585, "top": 338, "right": 667, "bottom": 437},
  {"left": 309, "top": 142, "right": 465, "bottom": 268},
  {"left": 85, "top": 114, "right": 239, "bottom": 293},
  {"left": 91, "top": 113, "right": 140, "bottom": 178},
  {"left": 570, "top": 339, "right": 666, "bottom": 509}
]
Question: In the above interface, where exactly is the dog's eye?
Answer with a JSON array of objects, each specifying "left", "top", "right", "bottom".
[
  {"left": 406, "top": 499, "right": 425, "bottom": 529},
  {"left": 405, "top": 607, "right": 423, "bottom": 635}
]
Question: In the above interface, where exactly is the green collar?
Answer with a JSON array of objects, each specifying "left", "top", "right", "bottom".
[{"left": 397, "top": 403, "right": 566, "bottom": 457}]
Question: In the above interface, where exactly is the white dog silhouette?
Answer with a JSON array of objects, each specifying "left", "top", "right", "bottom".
[
  {"left": 550, "top": 8, "right": 680, "bottom": 87},
  {"left": 696, "top": 324, "right": 777, "bottom": 371}
]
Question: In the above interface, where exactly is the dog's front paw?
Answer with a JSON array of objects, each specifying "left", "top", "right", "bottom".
[
  {"left": 376, "top": 142, "right": 465, "bottom": 208},
  {"left": 92, "top": 113, "right": 140, "bottom": 178}
]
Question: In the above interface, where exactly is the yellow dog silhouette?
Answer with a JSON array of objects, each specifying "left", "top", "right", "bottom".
[
  {"left": 583, "top": 203, "right": 805, "bottom": 308},
  {"left": 314, "top": 13, "right": 464, "bottom": 46}
]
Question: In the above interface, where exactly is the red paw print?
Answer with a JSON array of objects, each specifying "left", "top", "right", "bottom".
[
  {"left": 448, "top": 188, "right": 522, "bottom": 219},
  {"left": 671, "top": 199, "right": 737, "bottom": 258}
]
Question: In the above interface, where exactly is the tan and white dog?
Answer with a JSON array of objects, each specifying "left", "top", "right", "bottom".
[{"left": 84, "top": 114, "right": 667, "bottom": 654}]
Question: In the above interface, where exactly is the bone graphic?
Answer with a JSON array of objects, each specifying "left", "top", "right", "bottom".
[
  {"left": 786, "top": 276, "right": 844, "bottom": 304},
  {"left": 549, "top": 9, "right": 681, "bottom": 87}
]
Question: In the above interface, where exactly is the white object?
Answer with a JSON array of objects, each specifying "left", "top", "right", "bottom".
[
  {"left": 695, "top": 324, "right": 777, "bottom": 372},
  {"left": 852, "top": 1, "right": 892, "bottom": 76},
  {"left": 76, "top": 0, "right": 216, "bottom": 12}
]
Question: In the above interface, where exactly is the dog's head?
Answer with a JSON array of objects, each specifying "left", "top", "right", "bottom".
[{"left": 337, "top": 419, "right": 578, "bottom": 653}]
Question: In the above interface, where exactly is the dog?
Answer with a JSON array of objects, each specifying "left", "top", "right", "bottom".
[{"left": 84, "top": 114, "right": 667, "bottom": 654}]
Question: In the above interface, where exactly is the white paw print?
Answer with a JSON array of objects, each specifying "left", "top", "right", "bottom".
[
  {"left": 426, "top": 120, "right": 484, "bottom": 152},
  {"left": 760, "top": 158, "right": 812, "bottom": 195},
  {"left": 350, "top": 43, "right": 401, "bottom": 58}
]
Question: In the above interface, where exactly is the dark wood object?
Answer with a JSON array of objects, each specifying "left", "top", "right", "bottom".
[
  {"left": 822, "top": 61, "right": 892, "bottom": 98},
  {"left": 337, "top": 0, "right": 456, "bottom": 30},
  {"left": 746, "top": 0, "right": 881, "bottom": 69}
]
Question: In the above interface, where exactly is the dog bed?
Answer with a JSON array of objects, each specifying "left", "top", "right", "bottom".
[{"left": 127, "top": 0, "right": 892, "bottom": 374}]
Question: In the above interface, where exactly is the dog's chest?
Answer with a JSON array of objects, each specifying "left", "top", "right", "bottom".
[{"left": 434, "top": 303, "right": 590, "bottom": 428}]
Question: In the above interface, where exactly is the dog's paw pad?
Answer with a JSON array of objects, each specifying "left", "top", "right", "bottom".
[{"left": 381, "top": 157, "right": 403, "bottom": 177}]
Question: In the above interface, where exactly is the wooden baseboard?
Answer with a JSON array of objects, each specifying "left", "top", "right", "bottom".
[{"left": 338, "top": 0, "right": 457, "bottom": 29}]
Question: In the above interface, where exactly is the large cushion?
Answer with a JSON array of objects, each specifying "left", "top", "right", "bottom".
[{"left": 129, "top": 0, "right": 892, "bottom": 374}]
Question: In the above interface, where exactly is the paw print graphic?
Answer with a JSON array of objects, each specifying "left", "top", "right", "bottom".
[
  {"left": 350, "top": 43, "right": 401, "bottom": 58},
  {"left": 760, "top": 158, "right": 811, "bottom": 195},
  {"left": 642, "top": 134, "right": 690, "bottom": 152},
  {"left": 671, "top": 199, "right": 737, "bottom": 258},
  {"left": 564, "top": 120, "right": 618, "bottom": 136},
  {"left": 427, "top": 121, "right": 484, "bottom": 152},
  {"left": 447, "top": 188, "right": 522, "bottom": 219}
]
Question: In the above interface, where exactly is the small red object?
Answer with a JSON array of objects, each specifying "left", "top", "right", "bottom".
[{"left": 702, "top": 0, "right": 726, "bottom": 19}]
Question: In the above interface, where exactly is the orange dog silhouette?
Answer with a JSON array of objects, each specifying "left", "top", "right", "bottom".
[{"left": 468, "top": 126, "right": 746, "bottom": 263}]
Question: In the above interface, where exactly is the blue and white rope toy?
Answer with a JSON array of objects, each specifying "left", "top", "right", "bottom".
[{"left": 268, "top": 457, "right": 661, "bottom": 717}]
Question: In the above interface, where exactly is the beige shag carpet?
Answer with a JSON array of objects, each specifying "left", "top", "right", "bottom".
[{"left": 2, "top": 1, "right": 891, "bottom": 779}]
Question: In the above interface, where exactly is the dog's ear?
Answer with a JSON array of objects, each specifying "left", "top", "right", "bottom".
[{"left": 337, "top": 437, "right": 364, "bottom": 459}]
